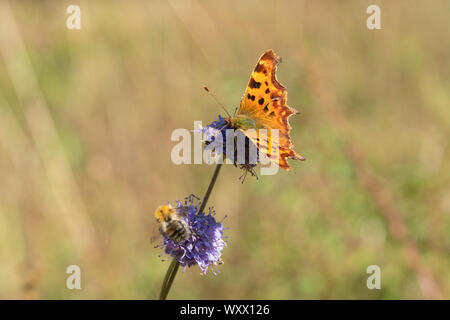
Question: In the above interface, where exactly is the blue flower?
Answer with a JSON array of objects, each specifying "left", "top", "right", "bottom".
[
  {"left": 202, "top": 115, "right": 258, "bottom": 181},
  {"left": 201, "top": 115, "right": 229, "bottom": 147},
  {"left": 157, "top": 195, "right": 226, "bottom": 275}
]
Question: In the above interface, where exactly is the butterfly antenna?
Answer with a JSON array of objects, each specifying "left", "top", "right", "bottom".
[{"left": 203, "top": 86, "right": 232, "bottom": 117}]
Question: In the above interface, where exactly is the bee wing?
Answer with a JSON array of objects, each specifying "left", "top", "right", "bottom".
[{"left": 150, "top": 220, "right": 163, "bottom": 245}]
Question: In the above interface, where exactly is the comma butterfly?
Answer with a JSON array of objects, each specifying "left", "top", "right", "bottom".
[{"left": 225, "top": 49, "right": 304, "bottom": 171}]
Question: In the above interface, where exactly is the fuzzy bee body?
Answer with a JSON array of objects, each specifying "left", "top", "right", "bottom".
[
  {"left": 159, "top": 218, "right": 191, "bottom": 243},
  {"left": 154, "top": 204, "right": 191, "bottom": 243}
]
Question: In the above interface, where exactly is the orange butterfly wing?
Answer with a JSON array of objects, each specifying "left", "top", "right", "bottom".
[{"left": 237, "top": 49, "right": 304, "bottom": 171}]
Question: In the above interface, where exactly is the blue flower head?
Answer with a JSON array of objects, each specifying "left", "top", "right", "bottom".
[
  {"left": 156, "top": 194, "right": 226, "bottom": 275},
  {"left": 202, "top": 115, "right": 258, "bottom": 181},
  {"left": 202, "top": 115, "right": 229, "bottom": 144}
]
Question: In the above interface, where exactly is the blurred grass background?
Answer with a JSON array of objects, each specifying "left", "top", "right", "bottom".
[{"left": 0, "top": 0, "right": 449, "bottom": 299}]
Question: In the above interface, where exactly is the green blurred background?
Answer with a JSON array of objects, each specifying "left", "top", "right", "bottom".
[{"left": 0, "top": 0, "right": 449, "bottom": 299}]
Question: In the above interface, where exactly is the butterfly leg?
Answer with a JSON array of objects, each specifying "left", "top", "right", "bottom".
[
  {"left": 238, "top": 164, "right": 258, "bottom": 183},
  {"left": 238, "top": 169, "right": 247, "bottom": 183}
]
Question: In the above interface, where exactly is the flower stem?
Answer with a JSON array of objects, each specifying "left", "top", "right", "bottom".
[
  {"left": 197, "top": 163, "right": 222, "bottom": 217},
  {"left": 158, "top": 163, "right": 223, "bottom": 300},
  {"left": 158, "top": 258, "right": 180, "bottom": 300}
]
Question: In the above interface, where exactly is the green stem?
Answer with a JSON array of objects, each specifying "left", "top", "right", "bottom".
[
  {"left": 197, "top": 163, "right": 222, "bottom": 216},
  {"left": 158, "top": 258, "right": 180, "bottom": 300},
  {"left": 158, "top": 163, "right": 223, "bottom": 300}
]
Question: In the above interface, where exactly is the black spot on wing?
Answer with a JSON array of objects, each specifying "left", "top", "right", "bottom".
[{"left": 249, "top": 77, "right": 261, "bottom": 89}]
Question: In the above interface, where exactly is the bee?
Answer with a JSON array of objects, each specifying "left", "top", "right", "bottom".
[{"left": 153, "top": 204, "right": 191, "bottom": 243}]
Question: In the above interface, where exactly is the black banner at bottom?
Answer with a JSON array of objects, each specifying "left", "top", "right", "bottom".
[{"left": 0, "top": 300, "right": 445, "bottom": 318}]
